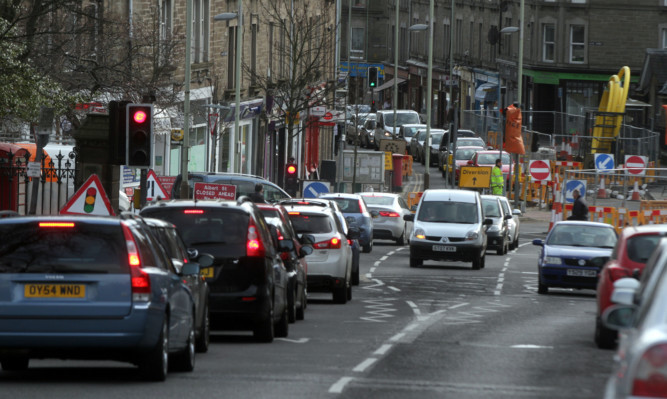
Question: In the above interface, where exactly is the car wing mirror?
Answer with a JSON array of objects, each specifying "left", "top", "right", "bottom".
[
  {"left": 512, "top": 209, "right": 522, "bottom": 216},
  {"left": 299, "top": 245, "right": 313, "bottom": 257},
  {"left": 370, "top": 210, "right": 380, "bottom": 218},
  {"left": 299, "top": 234, "right": 316, "bottom": 245},
  {"left": 347, "top": 226, "right": 361, "bottom": 240},
  {"left": 180, "top": 262, "right": 200, "bottom": 276},
  {"left": 196, "top": 253, "right": 215, "bottom": 268},
  {"left": 532, "top": 239, "right": 544, "bottom": 246},
  {"left": 601, "top": 305, "right": 636, "bottom": 331},
  {"left": 278, "top": 239, "right": 295, "bottom": 252},
  {"left": 483, "top": 218, "right": 493, "bottom": 226},
  {"left": 403, "top": 214, "right": 414, "bottom": 222}
]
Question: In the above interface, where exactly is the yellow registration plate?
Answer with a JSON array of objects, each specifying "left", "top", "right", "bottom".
[
  {"left": 24, "top": 284, "right": 86, "bottom": 298},
  {"left": 200, "top": 267, "right": 214, "bottom": 278}
]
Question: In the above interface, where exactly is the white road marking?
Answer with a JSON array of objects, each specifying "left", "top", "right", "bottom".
[
  {"left": 406, "top": 300, "right": 421, "bottom": 316},
  {"left": 389, "top": 332, "right": 406, "bottom": 342},
  {"left": 353, "top": 358, "right": 378, "bottom": 372},
  {"left": 329, "top": 377, "right": 353, "bottom": 393},
  {"left": 388, "top": 286, "right": 400, "bottom": 292},
  {"left": 387, "top": 251, "right": 395, "bottom": 256},
  {"left": 374, "top": 261, "right": 381, "bottom": 267},
  {"left": 370, "top": 267, "right": 376, "bottom": 273},
  {"left": 275, "top": 337, "right": 309, "bottom": 343},
  {"left": 396, "top": 247, "right": 405, "bottom": 251},
  {"left": 511, "top": 344, "right": 554, "bottom": 349},
  {"left": 405, "top": 323, "right": 418, "bottom": 331},
  {"left": 374, "top": 344, "right": 393, "bottom": 355},
  {"left": 380, "top": 255, "right": 388, "bottom": 261},
  {"left": 448, "top": 303, "right": 469, "bottom": 309}
]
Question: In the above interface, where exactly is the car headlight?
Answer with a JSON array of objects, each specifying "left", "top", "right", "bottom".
[
  {"left": 414, "top": 228, "right": 426, "bottom": 240},
  {"left": 544, "top": 256, "right": 561, "bottom": 264},
  {"left": 487, "top": 225, "right": 500, "bottom": 232},
  {"left": 465, "top": 230, "right": 479, "bottom": 241},
  {"left": 384, "top": 132, "right": 391, "bottom": 136}
]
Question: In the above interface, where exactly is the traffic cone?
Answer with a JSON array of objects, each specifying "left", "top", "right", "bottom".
[
  {"left": 597, "top": 176, "right": 608, "bottom": 199},
  {"left": 631, "top": 178, "right": 641, "bottom": 201}
]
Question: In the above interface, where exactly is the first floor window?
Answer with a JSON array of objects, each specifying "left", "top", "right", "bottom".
[
  {"left": 570, "top": 25, "right": 585, "bottom": 63},
  {"left": 543, "top": 24, "right": 555, "bottom": 62}
]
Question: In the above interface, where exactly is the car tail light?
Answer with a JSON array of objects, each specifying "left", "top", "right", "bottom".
[
  {"left": 347, "top": 239, "right": 352, "bottom": 245},
  {"left": 288, "top": 211, "right": 301, "bottom": 215},
  {"left": 314, "top": 237, "right": 342, "bottom": 249},
  {"left": 246, "top": 219, "right": 265, "bottom": 257},
  {"left": 632, "top": 343, "right": 667, "bottom": 397},
  {"left": 184, "top": 209, "right": 204, "bottom": 214},
  {"left": 39, "top": 222, "right": 75, "bottom": 228},
  {"left": 358, "top": 200, "right": 365, "bottom": 212},
  {"left": 122, "top": 223, "right": 151, "bottom": 301},
  {"left": 379, "top": 211, "right": 400, "bottom": 217},
  {"left": 607, "top": 266, "right": 632, "bottom": 282}
]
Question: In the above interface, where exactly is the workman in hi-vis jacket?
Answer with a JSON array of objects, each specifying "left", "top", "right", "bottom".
[{"left": 491, "top": 158, "right": 504, "bottom": 195}]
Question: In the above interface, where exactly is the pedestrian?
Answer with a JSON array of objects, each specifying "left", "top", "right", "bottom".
[
  {"left": 568, "top": 189, "right": 588, "bottom": 221},
  {"left": 249, "top": 183, "right": 266, "bottom": 203},
  {"left": 491, "top": 159, "right": 504, "bottom": 195},
  {"left": 383, "top": 98, "right": 391, "bottom": 110}
]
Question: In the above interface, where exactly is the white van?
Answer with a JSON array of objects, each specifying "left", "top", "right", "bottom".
[
  {"left": 373, "top": 110, "right": 420, "bottom": 149},
  {"left": 404, "top": 189, "right": 491, "bottom": 269}
]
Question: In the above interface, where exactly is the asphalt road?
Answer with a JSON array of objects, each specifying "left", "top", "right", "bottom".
[{"left": 0, "top": 163, "right": 616, "bottom": 398}]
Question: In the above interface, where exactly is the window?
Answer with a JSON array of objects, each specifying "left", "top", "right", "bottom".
[
  {"left": 193, "top": 0, "right": 209, "bottom": 63},
  {"left": 543, "top": 24, "right": 555, "bottom": 62},
  {"left": 160, "top": 0, "right": 172, "bottom": 41},
  {"left": 478, "top": 23, "right": 483, "bottom": 60},
  {"left": 443, "top": 20, "right": 451, "bottom": 60},
  {"left": 455, "top": 18, "right": 462, "bottom": 55},
  {"left": 352, "top": 27, "right": 364, "bottom": 59},
  {"left": 569, "top": 25, "right": 585, "bottom": 63},
  {"left": 662, "top": 27, "right": 667, "bottom": 49},
  {"left": 400, "top": 26, "right": 407, "bottom": 61}
]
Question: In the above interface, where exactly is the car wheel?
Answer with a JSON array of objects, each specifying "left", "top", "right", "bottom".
[
  {"left": 171, "top": 318, "right": 196, "bottom": 372},
  {"left": 362, "top": 240, "right": 373, "bottom": 253},
  {"left": 496, "top": 237, "right": 505, "bottom": 255},
  {"left": 296, "top": 285, "right": 306, "bottom": 321},
  {"left": 352, "top": 268, "right": 360, "bottom": 285},
  {"left": 472, "top": 251, "right": 483, "bottom": 270},
  {"left": 537, "top": 275, "right": 549, "bottom": 294},
  {"left": 140, "top": 316, "right": 169, "bottom": 381},
  {"left": 287, "top": 285, "right": 297, "bottom": 324},
  {"left": 253, "top": 303, "right": 274, "bottom": 343},
  {"left": 195, "top": 301, "right": 210, "bottom": 353},
  {"left": 333, "top": 280, "right": 348, "bottom": 304},
  {"left": 275, "top": 303, "right": 289, "bottom": 338},
  {"left": 594, "top": 316, "right": 617, "bottom": 349},
  {"left": 410, "top": 257, "right": 422, "bottom": 268},
  {"left": 395, "top": 227, "right": 406, "bottom": 246},
  {"left": 0, "top": 355, "right": 29, "bottom": 371},
  {"left": 347, "top": 283, "right": 352, "bottom": 301},
  {"left": 480, "top": 253, "right": 486, "bottom": 269}
]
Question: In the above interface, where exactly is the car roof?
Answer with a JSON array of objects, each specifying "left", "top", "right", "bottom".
[
  {"left": 619, "top": 224, "right": 667, "bottom": 238},
  {"left": 477, "top": 150, "right": 509, "bottom": 155},
  {"left": 402, "top": 124, "right": 426, "bottom": 128},
  {"left": 141, "top": 198, "right": 254, "bottom": 212},
  {"left": 552, "top": 221, "right": 615, "bottom": 229},
  {"left": 0, "top": 215, "right": 120, "bottom": 226},
  {"left": 422, "top": 189, "right": 478, "bottom": 203},
  {"left": 358, "top": 192, "right": 399, "bottom": 198},
  {"left": 284, "top": 205, "right": 334, "bottom": 216},
  {"left": 417, "top": 128, "right": 446, "bottom": 134},
  {"left": 320, "top": 193, "right": 363, "bottom": 199}
]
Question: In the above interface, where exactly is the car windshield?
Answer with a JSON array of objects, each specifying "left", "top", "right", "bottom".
[
  {"left": 324, "top": 197, "right": 361, "bottom": 214},
  {"left": 627, "top": 235, "right": 662, "bottom": 263},
  {"left": 457, "top": 138, "right": 485, "bottom": 147},
  {"left": 385, "top": 112, "right": 420, "bottom": 127},
  {"left": 477, "top": 153, "right": 511, "bottom": 165},
  {"left": 403, "top": 127, "right": 420, "bottom": 138},
  {"left": 430, "top": 133, "right": 444, "bottom": 145},
  {"left": 0, "top": 222, "right": 126, "bottom": 273},
  {"left": 417, "top": 201, "right": 478, "bottom": 224},
  {"left": 362, "top": 196, "right": 394, "bottom": 206},
  {"left": 455, "top": 149, "right": 477, "bottom": 160},
  {"left": 547, "top": 225, "right": 617, "bottom": 248},
  {"left": 288, "top": 214, "right": 333, "bottom": 234},
  {"left": 482, "top": 199, "right": 501, "bottom": 218}
]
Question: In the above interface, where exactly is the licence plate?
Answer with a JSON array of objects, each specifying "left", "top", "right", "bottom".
[
  {"left": 24, "top": 284, "right": 85, "bottom": 298},
  {"left": 433, "top": 245, "right": 456, "bottom": 252},
  {"left": 566, "top": 269, "right": 597, "bottom": 277},
  {"left": 200, "top": 267, "right": 214, "bottom": 278}
]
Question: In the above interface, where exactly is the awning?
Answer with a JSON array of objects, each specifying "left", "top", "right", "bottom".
[
  {"left": 375, "top": 78, "right": 406, "bottom": 92},
  {"left": 475, "top": 83, "right": 499, "bottom": 102}
]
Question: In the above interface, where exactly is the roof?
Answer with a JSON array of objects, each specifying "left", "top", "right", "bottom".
[
  {"left": 618, "top": 224, "right": 667, "bottom": 238},
  {"left": 637, "top": 48, "right": 667, "bottom": 95},
  {"left": 422, "top": 189, "right": 478, "bottom": 203},
  {"left": 358, "top": 192, "right": 400, "bottom": 198}
]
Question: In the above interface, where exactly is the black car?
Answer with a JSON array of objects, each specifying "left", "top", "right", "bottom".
[
  {"left": 170, "top": 172, "right": 291, "bottom": 203},
  {"left": 127, "top": 215, "right": 214, "bottom": 353},
  {"left": 140, "top": 197, "right": 291, "bottom": 343}
]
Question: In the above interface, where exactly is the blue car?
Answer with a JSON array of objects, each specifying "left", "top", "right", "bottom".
[
  {"left": 319, "top": 193, "right": 377, "bottom": 253},
  {"left": 532, "top": 221, "right": 617, "bottom": 294},
  {"left": 0, "top": 216, "right": 200, "bottom": 381}
]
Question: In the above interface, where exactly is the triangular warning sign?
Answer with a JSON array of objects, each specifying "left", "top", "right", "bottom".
[
  {"left": 60, "top": 174, "right": 116, "bottom": 216},
  {"left": 146, "top": 169, "right": 170, "bottom": 201}
]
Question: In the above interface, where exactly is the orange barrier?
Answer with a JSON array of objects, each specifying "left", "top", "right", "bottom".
[
  {"left": 640, "top": 200, "right": 667, "bottom": 212},
  {"left": 616, "top": 208, "right": 642, "bottom": 233},
  {"left": 642, "top": 209, "right": 667, "bottom": 225},
  {"left": 407, "top": 191, "right": 423, "bottom": 212},
  {"left": 403, "top": 155, "right": 413, "bottom": 177}
]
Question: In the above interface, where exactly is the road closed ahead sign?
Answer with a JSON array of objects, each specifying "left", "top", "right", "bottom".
[
  {"left": 194, "top": 182, "right": 236, "bottom": 200},
  {"left": 459, "top": 166, "right": 492, "bottom": 188}
]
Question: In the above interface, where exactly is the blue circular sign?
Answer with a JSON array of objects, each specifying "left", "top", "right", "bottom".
[
  {"left": 565, "top": 180, "right": 587, "bottom": 203},
  {"left": 594, "top": 153, "right": 614, "bottom": 173},
  {"left": 303, "top": 181, "right": 330, "bottom": 198}
]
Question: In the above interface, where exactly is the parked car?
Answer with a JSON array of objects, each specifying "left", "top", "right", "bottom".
[
  {"left": 481, "top": 195, "right": 512, "bottom": 255},
  {"left": 319, "top": 193, "right": 376, "bottom": 253},
  {"left": 594, "top": 225, "right": 667, "bottom": 349},
  {"left": 404, "top": 189, "right": 491, "bottom": 269},
  {"left": 373, "top": 109, "right": 421, "bottom": 149},
  {"left": 398, "top": 123, "right": 426, "bottom": 152},
  {"left": 497, "top": 196, "right": 522, "bottom": 250},
  {"left": 130, "top": 215, "right": 214, "bottom": 353},
  {"left": 602, "top": 238, "right": 667, "bottom": 398},
  {"left": 0, "top": 215, "right": 199, "bottom": 380},
  {"left": 257, "top": 203, "right": 313, "bottom": 322},
  {"left": 283, "top": 203, "right": 358, "bottom": 304},
  {"left": 439, "top": 146, "right": 484, "bottom": 181},
  {"left": 359, "top": 192, "right": 413, "bottom": 245},
  {"left": 170, "top": 172, "right": 291, "bottom": 203},
  {"left": 140, "top": 198, "right": 290, "bottom": 343},
  {"left": 419, "top": 129, "right": 446, "bottom": 166},
  {"left": 532, "top": 221, "right": 617, "bottom": 295}
]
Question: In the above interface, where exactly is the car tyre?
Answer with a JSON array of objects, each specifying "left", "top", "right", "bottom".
[
  {"left": 595, "top": 316, "right": 617, "bottom": 349},
  {"left": 195, "top": 301, "right": 210, "bottom": 353},
  {"left": 253, "top": 303, "right": 274, "bottom": 343},
  {"left": 347, "top": 283, "right": 352, "bottom": 301},
  {"left": 0, "top": 355, "right": 29, "bottom": 371},
  {"left": 537, "top": 275, "right": 549, "bottom": 294},
  {"left": 396, "top": 227, "right": 406, "bottom": 246},
  {"left": 351, "top": 268, "right": 360, "bottom": 285},
  {"left": 140, "top": 317, "right": 169, "bottom": 381},
  {"left": 171, "top": 318, "right": 196, "bottom": 372},
  {"left": 472, "top": 251, "right": 483, "bottom": 270},
  {"left": 333, "top": 281, "right": 348, "bottom": 304},
  {"left": 362, "top": 240, "right": 373, "bottom": 253},
  {"left": 296, "top": 286, "right": 306, "bottom": 321},
  {"left": 410, "top": 257, "right": 422, "bottom": 268},
  {"left": 287, "top": 285, "right": 297, "bottom": 324},
  {"left": 275, "top": 303, "right": 289, "bottom": 338}
]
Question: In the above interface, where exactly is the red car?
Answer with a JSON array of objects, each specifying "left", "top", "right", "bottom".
[
  {"left": 467, "top": 150, "right": 514, "bottom": 185},
  {"left": 594, "top": 224, "right": 667, "bottom": 349}
]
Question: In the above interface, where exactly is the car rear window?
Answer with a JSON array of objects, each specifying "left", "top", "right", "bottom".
[
  {"left": 627, "top": 235, "right": 661, "bottom": 263},
  {"left": 0, "top": 222, "right": 126, "bottom": 273},
  {"left": 457, "top": 138, "right": 485, "bottom": 147},
  {"left": 362, "top": 196, "right": 394, "bottom": 206},
  {"left": 418, "top": 201, "right": 478, "bottom": 224},
  {"left": 326, "top": 198, "right": 361, "bottom": 213},
  {"left": 142, "top": 208, "right": 249, "bottom": 258},
  {"left": 260, "top": 209, "right": 280, "bottom": 219},
  {"left": 482, "top": 198, "right": 501, "bottom": 218},
  {"left": 288, "top": 213, "right": 333, "bottom": 234}
]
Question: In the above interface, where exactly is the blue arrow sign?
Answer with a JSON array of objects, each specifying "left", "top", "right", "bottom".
[
  {"left": 565, "top": 180, "right": 587, "bottom": 203},
  {"left": 303, "top": 181, "right": 330, "bottom": 198},
  {"left": 594, "top": 153, "right": 614, "bottom": 173}
]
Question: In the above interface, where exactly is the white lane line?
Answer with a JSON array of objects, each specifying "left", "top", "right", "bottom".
[
  {"left": 449, "top": 303, "right": 469, "bottom": 309},
  {"left": 374, "top": 344, "right": 393, "bottom": 355},
  {"left": 370, "top": 267, "right": 376, "bottom": 273},
  {"left": 365, "top": 273, "right": 372, "bottom": 278},
  {"left": 389, "top": 332, "right": 405, "bottom": 342},
  {"left": 511, "top": 344, "right": 554, "bottom": 349},
  {"left": 388, "top": 286, "right": 401, "bottom": 292},
  {"left": 353, "top": 358, "right": 378, "bottom": 372},
  {"left": 380, "top": 255, "right": 388, "bottom": 261},
  {"left": 329, "top": 377, "right": 353, "bottom": 394},
  {"left": 387, "top": 251, "right": 395, "bottom": 256},
  {"left": 396, "top": 247, "right": 405, "bottom": 251},
  {"left": 406, "top": 301, "right": 421, "bottom": 316},
  {"left": 374, "top": 261, "right": 381, "bottom": 267},
  {"left": 404, "top": 323, "right": 419, "bottom": 331}
]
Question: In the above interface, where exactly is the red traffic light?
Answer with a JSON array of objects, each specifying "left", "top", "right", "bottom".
[
  {"left": 132, "top": 110, "right": 148, "bottom": 124},
  {"left": 287, "top": 165, "right": 297, "bottom": 175}
]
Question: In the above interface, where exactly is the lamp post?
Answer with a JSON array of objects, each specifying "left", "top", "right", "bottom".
[
  {"left": 215, "top": 1, "right": 243, "bottom": 174},
  {"left": 179, "top": 0, "right": 193, "bottom": 199},
  {"left": 409, "top": 0, "right": 434, "bottom": 190},
  {"left": 393, "top": 0, "right": 399, "bottom": 143}
]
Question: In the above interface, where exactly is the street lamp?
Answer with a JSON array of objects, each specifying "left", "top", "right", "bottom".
[
  {"left": 409, "top": 0, "right": 434, "bottom": 190},
  {"left": 215, "top": 2, "right": 243, "bottom": 174}
]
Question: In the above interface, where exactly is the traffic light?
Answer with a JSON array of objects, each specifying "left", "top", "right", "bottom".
[
  {"left": 368, "top": 67, "right": 378, "bottom": 88},
  {"left": 126, "top": 103, "right": 153, "bottom": 168},
  {"left": 108, "top": 100, "right": 130, "bottom": 165},
  {"left": 84, "top": 187, "right": 96, "bottom": 213},
  {"left": 285, "top": 160, "right": 298, "bottom": 197}
]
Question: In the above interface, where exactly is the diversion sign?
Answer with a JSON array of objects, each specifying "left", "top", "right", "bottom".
[{"left": 459, "top": 166, "right": 492, "bottom": 188}]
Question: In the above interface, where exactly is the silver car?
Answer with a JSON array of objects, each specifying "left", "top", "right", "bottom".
[
  {"left": 359, "top": 192, "right": 413, "bottom": 245},
  {"left": 497, "top": 196, "right": 522, "bottom": 250}
]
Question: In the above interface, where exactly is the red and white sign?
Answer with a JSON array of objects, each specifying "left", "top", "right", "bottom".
[
  {"left": 625, "top": 155, "right": 647, "bottom": 176},
  {"left": 157, "top": 176, "right": 177, "bottom": 196},
  {"left": 60, "top": 174, "right": 115, "bottom": 216},
  {"left": 529, "top": 159, "right": 551, "bottom": 181},
  {"left": 310, "top": 106, "right": 326, "bottom": 116},
  {"left": 194, "top": 182, "right": 236, "bottom": 201},
  {"left": 146, "top": 170, "right": 170, "bottom": 201}
]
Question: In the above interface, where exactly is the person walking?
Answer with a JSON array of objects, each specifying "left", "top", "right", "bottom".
[
  {"left": 491, "top": 159, "right": 504, "bottom": 195},
  {"left": 249, "top": 183, "right": 266, "bottom": 203},
  {"left": 568, "top": 189, "right": 589, "bottom": 220}
]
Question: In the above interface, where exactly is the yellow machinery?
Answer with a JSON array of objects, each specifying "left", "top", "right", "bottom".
[{"left": 591, "top": 66, "right": 630, "bottom": 153}]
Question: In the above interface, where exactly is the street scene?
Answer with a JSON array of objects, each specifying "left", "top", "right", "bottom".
[{"left": 1, "top": 1, "right": 667, "bottom": 399}]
